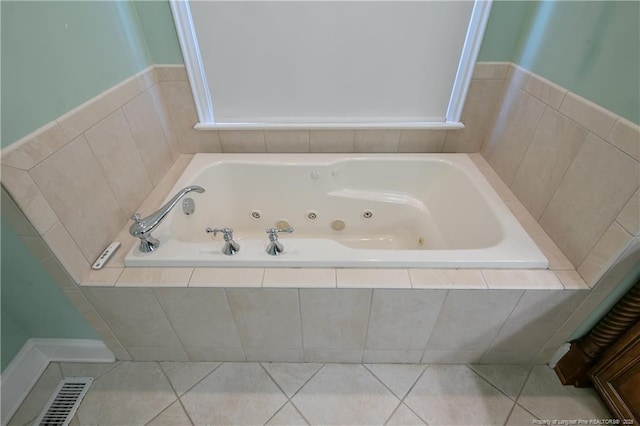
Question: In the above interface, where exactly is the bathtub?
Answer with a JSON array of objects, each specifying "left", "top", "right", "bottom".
[{"left": 125, "top": 154, "right": 548, "bottom": 268}]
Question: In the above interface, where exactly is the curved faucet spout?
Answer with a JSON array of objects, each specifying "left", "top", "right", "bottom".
[{"left": 130, "top": 185, "right": 205, "bottom": 242}]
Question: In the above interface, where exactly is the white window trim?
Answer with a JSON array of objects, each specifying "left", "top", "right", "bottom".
[{"left": 170, "top": 0, "right": 493, "bottom": 130}]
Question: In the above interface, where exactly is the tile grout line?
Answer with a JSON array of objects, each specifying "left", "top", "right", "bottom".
[
  {"left": 360, "top": 289, "right": 375, "bottom": 362},
  {"left": 174, "top": 362, "right": 226, "bottom": 425},
  {"left": 153, "top": 360, "right": 197, "bottom": 425},
  {"left": 500, "top": 364, "right": 534, "bottom": 424},
  {"left": 361, "top": 363, "right": 423, "bottom": 425},
  {"left": 222, "top": 288, "right": 249, "bottom": 361},
  {"left": 481, "top": 290, "right": 527, "bottom": 358},
  {"left": 465, "top": 364, "right": 525, "bottom": 407},
  {"left": 396, "top": 364, "right": 433, "bottom": 426},
  {"left": 511, "top": 365, "right": 542, "bottom": 421},
  {"left": 285, "top": 363, "right": 326, "bottom": 425},
  {"left": 150, "top": 288, "right": 190, "bottom": 359}
]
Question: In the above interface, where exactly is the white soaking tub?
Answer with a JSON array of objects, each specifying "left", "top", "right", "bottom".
[{"left": 125, "top": 154, "right": 548, "bottom": 268}]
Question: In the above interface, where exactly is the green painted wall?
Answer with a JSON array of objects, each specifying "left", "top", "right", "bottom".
[
  {"left": 1, "top": 217, "right": 99, "bottom": 372},
  {"left": 0, "top": 0, "right": 152, "bottom": 147},
  {"left": 480, "top": 0, "right": 639, "bottom": 124},
  {"left": 1, "top": 312, "right": 30, "bottom": 372},
  {"left": 133, "top": 1, "right": 183, "bottom": 64},
  {"left": 478, "top": 1, "right": 537, "bottom": 62}
]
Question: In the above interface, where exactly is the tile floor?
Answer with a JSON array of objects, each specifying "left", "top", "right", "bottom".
[{"left": 10, "top": 361, "right": 610, "bottom": 425}]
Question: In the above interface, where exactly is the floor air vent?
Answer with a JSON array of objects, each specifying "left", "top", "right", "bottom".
[{"left": 33, "top": 377, "right": 93, "bottom": 426}]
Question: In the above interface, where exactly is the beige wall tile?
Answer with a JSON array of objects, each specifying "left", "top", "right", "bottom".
[
  {"left": 577, "top": 221, "right": 633, "bottom": 287},
  {"left": 409, "top": 269, "right": 486, "bottom": 289},
  {"left": 399, "top": 130, "right": 446, "bottom": 152},
  {"left": 589, "top": 238, "right": 639, "bottom": 294},
  {"left": 57, "top": 95, "right": 113, "bottom": 141},
  {"left": 489, "top": 290, "right": 586, "bottom": 353},
  {"left": 190, "top": 268, "right": 263, "bottom": 287},
  {"left": 304, "top": 349, "right": 363, "bottom": 363},
  {"left": 481, "top": 269, "right": 563, "bottom": 290},
  {"left": 30, "top": 135, "right": 126, "bottom": 262},
  {"left": 480, "top": 350, "right": 536, "bottom": 364},
  {"left": 122, "top": 88, "right": 176, "bottom": 185},
  {"left": 470, "top": 154, "right": 517, "bottom": 202},
  {"left": 43, "top": 222, "right": 92, "bottom": 284},
  {"left": 300, "top": 289, "right": 371, "bottom": 350},
  {"left": 263, "top": 268, "right": 335, "bottom": 288},
  {"left": 506, "top": 64, "right": 531, "bottom": 89},
  {"left": 559, "top": 92, "right": 618, "bottom": 139},
  {"left": 485, "top": 84, "right": 546, "bottom": 184},
  {"left": 82, "top": 287, "right": 184, "bottom": 349},
  {"left": 524, "top": 74, "right": 567, "bottom": 110},
  {"left": 504, "top": 199, "right": 574, "bottom": 270},
  {"left": 85, "top": 110, "right": 154, "bottom": 216},
  {"left": 617, "top": 189, "right": 639, "bottom": 236},
  {"left": 182, "top": 346, "right": 246, "bottom": 362},
  {"left": 102, "top": 76, "right": 146, "bottom": 113},
  {"left": 337, "top": 268, "right": 411, "bottom": 289},
  {"left": 472, "top": 62, "right": 509, "bottom": 80},
  {"left": 511, "top": 108, "right": 588, "bottom": 219},
  {"left": 606, "top": 117, "right": 640, "bottom": 161},
  {"left": 244, "top": 349, "right": 303, "bottom": 362},
  {"left": 558, "top": 291, "right": 610, "bottom": 335},
  {"left": 264, "top": 130, "right": 310, "bottom": 152},
  {"left": 153, "top": 288, "right": 244, "bottom": 354},
  {"left": 155, "top": 65, "right": 188, "bottom": 82},
  {"left": 1, "top": 166, "right": 58, "bottom": 235},
  {"left": 425, "top": 290, "right": 523, "bottom": 351},
  {"left": 539, "top": 133, "right": 639, "bottom": 266},
  {"left": 159, "top": 81, "right": 222, "bottom": 153},
  {"left": 443, "top": 79, "right": 505, "bottom": 153},
  {"left": 365, "top": 289, "right": 446, "bottom": 350},
  {"left": 219, "top": 130, "right": 266, "bottom": 152},
  {"left": 1, "top": 121, "right": 69, "bottom": 170},
  {"left": 83, "top": 268, "right": 123, "bottom": 287},
  {"left": 226, "top": 288, "right": 302, "bottom": 350},
  {"left": 362, "top": 350, "right": 424, "bottom": 363},
  {"left": 127, "top": 346, "right": 188, "bottom": 361},
  {"left": 1, "top": 187, "right": 38, "bottom": 236},
  {"left": 554, "top": 270, "right": 589, "bottom": 290},
  {"left": 421, "top": 350, "right": 485, "bottom": 364},
  {"left": 355, "top": 130, "right": 400, "bottom": 152},
  {"left": 136, "top": 67, "right": 158, "bottom": 90},
  {"left": 116, "top": 267, "right": 193, "bottom": 287},
  {"left": 309, "top": 130, "right": 355, "bottom": 152}
]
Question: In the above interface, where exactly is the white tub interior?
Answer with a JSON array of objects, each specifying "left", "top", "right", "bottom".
[{"left": 125, "top": 154, "right": 548, "bottom": 268}]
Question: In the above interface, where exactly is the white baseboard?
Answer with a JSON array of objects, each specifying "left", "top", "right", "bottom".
[{"left": 1, "top": 338, "right": 114, "bottom": 425}]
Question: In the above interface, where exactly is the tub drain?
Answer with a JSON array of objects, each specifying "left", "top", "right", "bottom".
[
  {"left": 251, "top": 210, "right": 261, "bottom": 219},
  {"left": 362, "top": 210, "right": 373, "bottom": 219},
  {"left": 306, "top": 211, "right": 318, "bottom": 221}
]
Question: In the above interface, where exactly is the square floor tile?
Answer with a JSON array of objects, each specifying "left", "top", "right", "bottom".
[
  {"left": 180, "top": 363, "right": 287, "bottom": 425},
  {"left": 292, "top": 364, "right": 399, "bottom": 425},
  {"left": 404, "top": 365, "right": 515, "bottom": 425},
  {"left": 76, "top": 362, "right": 176, "bottom": 425}
]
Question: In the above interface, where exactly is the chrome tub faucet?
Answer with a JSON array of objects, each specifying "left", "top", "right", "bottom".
[
  {"left": 206, "top": 227, "right": 240, "bottom": 255},
  {"left": 266, "top": 227, "right": 294, "bottom": 255},
  {"left": 130, "top": 185, "right": 205, "bottom": 253}
]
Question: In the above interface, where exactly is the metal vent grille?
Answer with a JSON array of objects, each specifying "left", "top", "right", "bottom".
[{"left": 33, "top": 377, "right": 93, "bottom": 426}]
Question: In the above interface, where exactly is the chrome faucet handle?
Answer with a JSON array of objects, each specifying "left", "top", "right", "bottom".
[
  {"left": 131, "top": 213, "right": 143, "bottom": 223},
  {"left": 206, "top": 227, "right": 240, "bottom": 255},
  {"left": 266, "top": 227, "right": 294, "bottom": 256}
]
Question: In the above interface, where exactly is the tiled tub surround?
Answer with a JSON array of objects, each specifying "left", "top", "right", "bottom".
[
  {"left": 482, "top": 64, "right": 640, "bottom": 287},
  {"left": 0, "top": 62, "right": 636, "bottom": 364}
]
